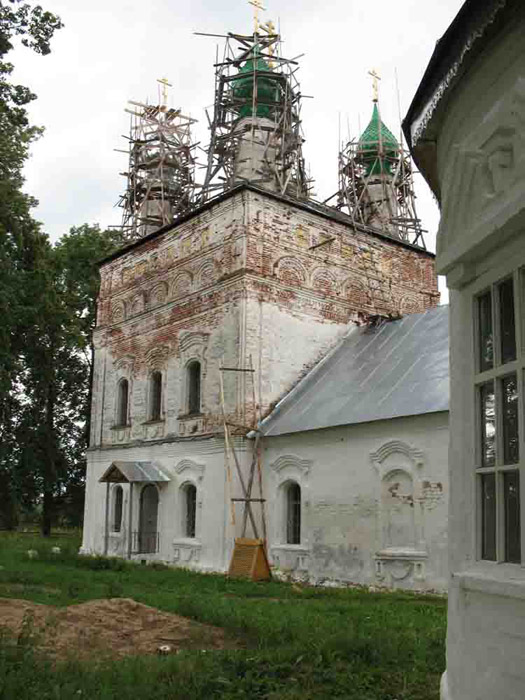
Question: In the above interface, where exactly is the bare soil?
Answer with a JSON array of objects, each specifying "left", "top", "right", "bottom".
[{"left": 0, "top": 597, "right": 241, "bottom": 662}]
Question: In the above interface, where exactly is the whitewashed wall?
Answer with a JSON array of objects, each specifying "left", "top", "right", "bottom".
[
  {"left": 431, "top": 11, "right": 525, "bottom": 700},
  {"left": 261, "top": 411, "right": 449, "bottom": 591}
]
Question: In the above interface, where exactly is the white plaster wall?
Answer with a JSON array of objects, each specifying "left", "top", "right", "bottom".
[
  {"left": 260, "top": 412, "right": 449, "bottom": 591},
  {"left": 245, "top": 298, "right": 349, "bottom": 415},
  {"left": 81, "top": 437, "right": 243, "bottom": 572}
]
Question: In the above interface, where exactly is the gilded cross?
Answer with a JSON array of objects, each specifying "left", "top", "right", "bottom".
[
  {"left": 368, "top": 69, "right": 381, "bottom": 102},
  {"left": 263, "top": 19, "right": 276, "bottom": 66},
  {"left": 248, "top": 0, "right": 267, "bottom": 33},
  {"left": 157, "top": 77, "right": 172, "bottom": 107}
]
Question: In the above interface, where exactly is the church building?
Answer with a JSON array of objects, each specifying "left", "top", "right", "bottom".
[{"left": 81, "top": 17, "right": 448, "bottom": 592}]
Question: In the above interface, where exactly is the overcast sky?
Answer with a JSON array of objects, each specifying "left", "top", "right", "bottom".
[{"left": 12, "top": 0, "right": 465, "bottom": 296}]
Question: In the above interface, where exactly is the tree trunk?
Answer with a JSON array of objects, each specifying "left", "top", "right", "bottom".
[{"left": 41, "top": 354, "right": 57, "bottom": 538}]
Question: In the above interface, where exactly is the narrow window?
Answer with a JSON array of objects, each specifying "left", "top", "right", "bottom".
[
  {"left": 150, "top": 371, "right": 162, "bottom": 421},
  {"left": 498, "top": 278, "right": 516, "bottom": 365},
  {"left": 502, "top": 374, "right": 519, "bottom": 464},
  {"left": 478, "top": 291, "right": 493, "bottom": 372},
  {"left": 286, "top": 482, "right": 301, "bottom": 544},
  {"left": 481, "top": 473, "right": 496, "bottom": 561},
  {"left": 117, "top": 378, "right": 129, "bottom": 426},
  {"left": 480, "top": 382, "right": 496, "bottom": 468},
  {"left": 187, "top": 361, "right": 201, "bottom": 415},
  {"left": 113, "top": 486, "right": 123, "bottom": 532},
  {"left": 504, "top": 471, "right": 520, "bottom": 563},
  {"left": 185, "top": 484, "right": 197, "bottom": 538}
]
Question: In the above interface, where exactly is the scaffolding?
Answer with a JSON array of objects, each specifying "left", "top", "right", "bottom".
[
  {"left": 335, "top": 135, "right": 426, "bottom": 249},
  {"left": 197, "top": 23, "right": 313, "bottom": 203},
  {"left": 219, "top": 358, "right": 270, "bottom": 580},
  {"left": 117, "top": 83, "right": 198, "bottom": 240}
]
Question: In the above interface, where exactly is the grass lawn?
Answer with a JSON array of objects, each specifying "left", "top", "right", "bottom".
[{"left": 0, "top": 532, "right": 446, "bottom": 699}]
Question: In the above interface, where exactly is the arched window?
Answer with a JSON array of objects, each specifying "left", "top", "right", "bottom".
[
  {"left": 117, "top": 378, "right": 129, "bottom": 426},
  {"left": 184, "top": 483, "right": 197, "bottom": 538},
  {"left": 113, "top": 485, "right": 123, "bottom": 532},
  {"left": 286, "top": 482, "right": 301, "bottom": 544},
  {"left": 149, "top": 371, "right": 162, "bottom": 421},
  {"left": 187, "top": 361, "right": 201, "bottom": 415}
]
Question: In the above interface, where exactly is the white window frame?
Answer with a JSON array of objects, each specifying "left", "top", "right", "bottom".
[{"left": 473, "top": 267, "right": 525, "bottom": 565}]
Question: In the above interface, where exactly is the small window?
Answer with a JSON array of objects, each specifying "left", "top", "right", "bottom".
[
  {"left": 187, "top": 361, "right": 201, "bottom": 415},
  {"left": 113, "top": 486, "right": 123, "bottom": 533},
  {"left": 117, "top": 378, "right": 129, "bottom": 426},
  {"left": 184, "top": 484, "right": 197, "bottom": 538},
  {"left": 286, "top": 482, "right": 301, "bottom": 545},
  {"left": 150, "top": 371, "right": 162, "bottom": 421},
  {"left": 479, "top": 382, "right": 496, "bottom": 468},
  {"left": 478, "top": 290, "right": 493, "bottom": 372},
  {"left": 498, "top": 278, "right": 516, "bottom": 364}
]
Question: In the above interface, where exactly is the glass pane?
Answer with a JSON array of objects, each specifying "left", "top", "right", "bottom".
[
  {"left": 186, "top": 485, "right": 196, "bottom": 538},
  {"left": 502, "top": 374, "right": 519, "bottom": 464},
  {"left": 286, "top": 484, "right": 301, "bottom": 544},
  {"left": 188, "top": 362, "right": 201, "bottom": 415},
  {"left": 478, "top": 291, "right": 493, "bottom": 372},
  {"left": 151, "top": 372, "right": 162, "bottom": 421},
  {"left": 498, "top": 278, "right": 516, "bottom": 364},
  {"left": 504, "top": 471, "right": 521, "bottom": 563},
  {"left": 481, "top": 474, "right": 496, "bottom": 561},
  {"left": 480, "top": 383, "right": 496, "bottom": 468}
]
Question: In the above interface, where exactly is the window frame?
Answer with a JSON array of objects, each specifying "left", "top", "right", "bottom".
[
  {"left": 285, "top": 481, "right": 301, "bottom": 545},
  {"left": 112, "top": 485, "right": 123, "bottom": 533},
  {"left": 183, "top": 483, "right": 197, "bottom": 539},
  {"left": 186, "top": 360, "right": 202, "bottom": 416},
  {"left": 474, "top": 268, "right": 525, "bottom": 565},
  {"left": 148, "top": 370, "right": 163, "bottom": 422},
  {"left": 116, "top": 378, "right": 130, "bottom": 427}
]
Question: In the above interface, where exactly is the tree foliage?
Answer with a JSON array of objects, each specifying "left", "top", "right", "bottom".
[
  {"left": 0, "top": 4, "right": 128, "bottom": 533},
  {"left": 0, "top": 1, "right": 63, "bottom": 530}
]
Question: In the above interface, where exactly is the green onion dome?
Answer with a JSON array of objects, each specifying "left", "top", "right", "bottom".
[
  {"left": 232, "top": 45, "right": 280, "bottom": 119},
  {"left": 358, "top": 103, "right": 399, "bottom": 177}
]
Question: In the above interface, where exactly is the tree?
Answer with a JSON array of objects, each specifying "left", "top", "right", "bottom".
[
  {"left": 0, "top": 1, "right": 62, "bottom": 529},
  {"left": 10, "top": 225, "right": 126, "bottom": 534},
  {"left": 0, "top": 4, "right": 126, "bottom": 535}
]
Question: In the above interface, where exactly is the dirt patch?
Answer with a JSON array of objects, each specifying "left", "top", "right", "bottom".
[{"left": 0, "top": 597, "right": 241, "bottom": 661}]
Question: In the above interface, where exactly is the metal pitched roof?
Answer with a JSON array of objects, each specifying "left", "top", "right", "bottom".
[
  {"left": 99, "top": 461, "right": 171, "bottom": 483},
  {"left": 259, "top": 305, "right": 449, "bottom": 437}
]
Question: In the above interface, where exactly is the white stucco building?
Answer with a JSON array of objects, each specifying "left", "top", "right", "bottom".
[
  {"left": 81, "top": 24, "right": 448, "bottom": 593},
  {"left": 80, "top": 180, "right": 448, "bottom": 591},
  {"left": 404, "top": 0, "right": 525, "bottom": 696}
]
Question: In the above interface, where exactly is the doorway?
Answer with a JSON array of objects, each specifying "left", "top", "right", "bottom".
[{"left": 138, "top": 484, "right": 159, "bottom": 553}]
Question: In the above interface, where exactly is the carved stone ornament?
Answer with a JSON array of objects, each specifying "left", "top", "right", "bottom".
[
  {"left": 270, "top": 454, "right": 312, "bottom": 488},
  {"left": 178, "top": 331, "right": 209, "bottom": 358},
  {"left": 144, "top": 345, "right": 170, "bottom": 370},
  {"left": 370, "top": 440, "right": 424, "bottom": 475},
  {"left": 175, "top": 458, "right": 205, "bottom": 483},
  {"left": 114, "top": 354, "right": 135, "bottom": 376},
  {"left": 438, "top": 77, "right": 525, "bottom": 258}
]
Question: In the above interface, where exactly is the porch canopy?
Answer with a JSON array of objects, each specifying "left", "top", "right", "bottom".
[{"left": 99, "top": 461, "right": 171, "bottom": 484}]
